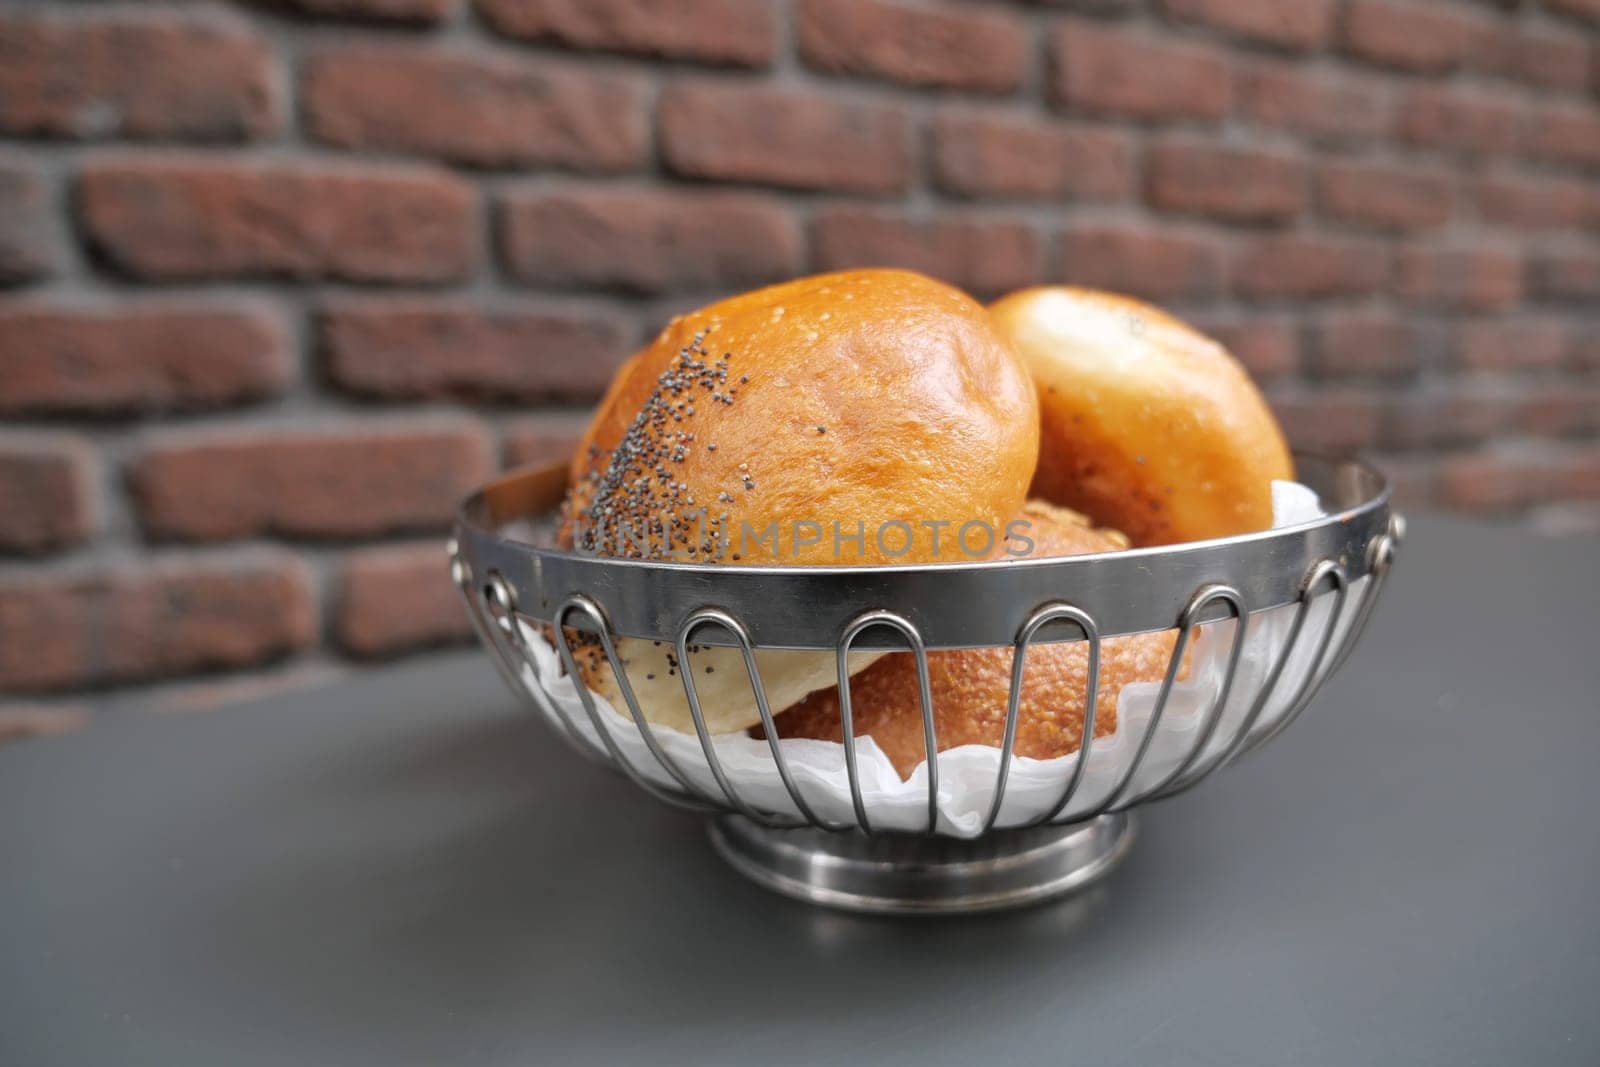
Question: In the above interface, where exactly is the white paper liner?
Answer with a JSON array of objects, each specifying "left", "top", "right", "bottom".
[{"left": 511, "top": 482, "right": 1363, "bottom": 837}]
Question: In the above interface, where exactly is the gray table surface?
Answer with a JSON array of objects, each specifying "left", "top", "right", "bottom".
[{"left": 3, "top": 516, "right": 1597, "bottom": 1066}]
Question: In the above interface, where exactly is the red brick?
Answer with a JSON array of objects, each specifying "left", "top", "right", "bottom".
[
  {"left": 478, "top": 0, "right": 771, "bottom": 65},
  {"left": 1312, "top": 314, "right": 1422, "bottom": 380},
  {"left": 504, "top": 415, "right": 589, "bottom": 468},
  {"left": 1519, "top": 385, "right": 1600, "bottom": 437},
  {"left": 659, "top": 83, "right": 911, "bottom": 193},
  {"left": 931, "top": 112, "right": 1134, "bottom": 201},
  {"left": 0, "top": 164, "right": 57, "bottom": 287},
  {"left": 1317, "top": 160, "right": 1453, "bottom": 231},
  {"left": 1160, "top": 0, "right": 1336, "bottom": 50},
  {"left": 1367, "top": 455, "right": 1435, "bottom": 510},
  {"left": 254, "top": 0, "right": 457, "bottom": 21},
  {"left": 0, "top": 304, "right": 290, "bottom": 415},
  {"left": 1523, "top": 104, "right": 1600, "bottom": 169},
  {"left": 1438, "top": 452, "right": 1572, "bottom": 513},
  {"left": 1233, "top": 235, "right": 1391, "bottom": 299},
  {"left": 1059, "top": 225, "right": 1226, "bottom": 301},
  {"left": 811, "top": 208, "right": 1043, "bottom": 298},
  {"left": 1051, "top": 22, "right": 1231, "bottom": 121},
  {"left": 1475, "top": 22, "right": 1592, "bottom": 92},
  {"left": 1237, "top": 61, "right": 1389, "bottom": 143},
  {"left": 1455, "top": 317, "right": 1572, "bottom": 371},
  {"left": 0, "top": 13, "right": 277, "bottom": 141},
  {"left": 1146, "top": 141, "right": 1305, "bottom": 223},
  {"left": 336, "top": 541, "right": 472, "bottom": 657},
  {"left": 1269, "top": 390, "right": 1386, "bottom": 454},
  {"left": 1186, "top": 313, "right": 1299, "bottom": 381},
  {"left": 303, "top": 47, "right": 644, "bottom": 171},
  {"left": 1340, "top": 0, "right": 1489, "bottom": 72},
  {"left": 1397, "top": 246, "right": 1524, "bottom": 311},
  {"left": 1563, "top": 448, "right": 1600, "bottom": 500},
  {"left": 0, "top": 553, "right": 316, "bottom": 693},
  {"left": 1529, "top": 247, "right": 1600, "bottom": 304},
  {"left": 1397, "top": 85, "right": 1523, "bottom": 155},
  {"left": 79, "top": 160, "right": 475, "bottom": 284},
  {"left": 636, "top": 297, "right": 713, "bottom": 341},
  {"left": 1383, "top": 390, "right": 1511, "bottom": 451},
  {"left": 1475, "top": 173, "right": 1598, "bottom": 230},
  {"left": 1577, "top": 333, "right": 1600, "bottom": 371},
  {"left": 320, "top": 300, "right": 632, "bottom": 403},
  {"left": 130, "top": 421, "right": 495, "bottom": 542},
  {"left": 1542, "top": 0, "right": 1600, "bottom": 23},
  {"left": 0, "top": 435, "right": 96, "bottom": 554},
  {"left": 499, "top": 188, "right": 801, "bottom": 293},
  {"left": 797, "top": 0, "right": 1027, "bottom": 93}
]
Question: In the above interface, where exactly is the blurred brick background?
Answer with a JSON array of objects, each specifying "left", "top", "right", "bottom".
[{"left": 1, "top": 0, "right": 1597, "bottom": 735}]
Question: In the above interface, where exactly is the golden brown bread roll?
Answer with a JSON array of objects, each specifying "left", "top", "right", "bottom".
[
  {"left": 989, "top": 286, "right": 1292, "bottom": 546},
  {"left": 562, "top": 269, "right": 1040, "bottom": 736},
  {"left": 570, "top": 268, "right": 1039, "bottom": 565},
  {"left": 764, "top": 502, "right": 1183, "bottom": 779}
]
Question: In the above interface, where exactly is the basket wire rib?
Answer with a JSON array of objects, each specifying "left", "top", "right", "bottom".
[
  {"left": 987, "top": 603, "right": 1096, "bottom": 833},
  {"left": 1327, "top": 528, "right": 1400, "bottom": 676},
  {"left": 452, "top": 456, "right": 1400, "bottom": 838},
  {"left": 676, "top": 610, "right": 784, "bottom": 824},
  {"left": 1133, "top": 586, "right": 1250, "bottom": 806},
  {"left": 456, "top": 559, "right": 606, "bottom": 767},
  {"left": 835, "top": 611, "right": 940, "bottom": 835},
  {"left": 1233, "top": 562, "right": 1356, "bottom": 762},
  {"left": 1147, "top": 560, "right": 1342, "bottom": 802},
  {"left": 686, "top": 609, "right": 827, "bottom": 828},
  {"left": 678, "top": 607, "right": 825, "bottom": 825},
  {"left": 552, "top": 595, "right": 720, "bottom": 814}
]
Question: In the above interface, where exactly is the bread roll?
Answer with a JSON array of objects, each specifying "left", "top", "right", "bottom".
[
  {"left": 764, "top": 502, "right": 1182, "bottom": 779},
  {"left": 562, "top": 269, "right": 1040, "bottom": 736},
  {"left": 570, "top": 269, "right": 1038, "bottom": 564},
  {"left": 990, "top": 286, "right": 1292, "bottom": 546}
]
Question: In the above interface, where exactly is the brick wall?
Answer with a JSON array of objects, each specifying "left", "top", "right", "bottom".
[{"left": 1, "top": 0, "right": 1597, "bottom": 732}]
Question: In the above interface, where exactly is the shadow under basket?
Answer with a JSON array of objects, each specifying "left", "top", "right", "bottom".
[{"left": 451, "top": 454, "right": 1401, "bottom": 915}]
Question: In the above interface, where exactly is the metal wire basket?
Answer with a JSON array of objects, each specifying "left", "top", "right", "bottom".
[{"left": 451, "top": 453, "right": 1400, "bottom": 914}]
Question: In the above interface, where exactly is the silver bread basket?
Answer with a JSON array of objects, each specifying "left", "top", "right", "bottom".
[{"left": 451, "top": 453, "right": 1400, "bottom": 914}]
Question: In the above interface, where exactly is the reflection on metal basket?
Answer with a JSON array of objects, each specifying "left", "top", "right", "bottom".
[{"left": 451, "top": 454, "right": 1400, "bottom": 914}]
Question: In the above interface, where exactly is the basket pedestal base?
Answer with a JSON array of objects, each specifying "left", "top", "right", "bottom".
[{"left": 708, "top": 812, "right": 1135, "bottom": 916}]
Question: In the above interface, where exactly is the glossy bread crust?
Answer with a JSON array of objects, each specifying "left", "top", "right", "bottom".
[
  {"left": 567, "top": 269, "right": 1039, "bottom": 566},
  {"left": 990, "top": 286, "right": 1292, "bottom": 546}
]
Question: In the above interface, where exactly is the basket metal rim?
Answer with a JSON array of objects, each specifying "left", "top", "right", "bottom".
[
  {"left": 453, "top": 451, "right": 1394, "bottom": 648},
  {"left": 458, "top": 451, "right": 1387, "bottom": 577}
]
